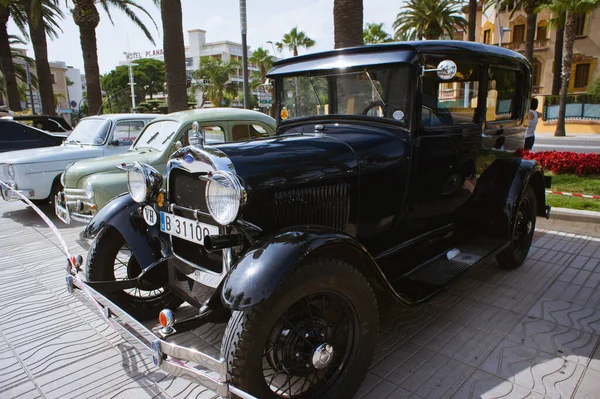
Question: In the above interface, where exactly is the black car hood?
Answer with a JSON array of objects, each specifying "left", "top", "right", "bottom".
[{"left": 215, "top": 133, "right": 359, "bottom": 191}]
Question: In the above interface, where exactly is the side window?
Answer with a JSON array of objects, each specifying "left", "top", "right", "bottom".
[
  {"left": 187, "top": 125, "right": 225, "bottom": 146},
  {"left": 231, "top": 123, "right": 271, "bottom": 141},
  {"left": 421, "top": 61, "right": 480, "bottom": 127},
  {"left": 487, "top": 67, "right": 523, "bottom": 122},
  {"left": 113, "top": 121, "right": 145, "bottom": 145}
]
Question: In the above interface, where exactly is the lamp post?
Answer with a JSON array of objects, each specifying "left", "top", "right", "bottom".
[
  {"left": 266, "top": 40, "right": 277, "bottom": 57},
  {"left": 239, "top": 0, "right": 250, "bottom": 109},
  {"left": 122, "top": 58, "right": 138, "bottom": 110}
]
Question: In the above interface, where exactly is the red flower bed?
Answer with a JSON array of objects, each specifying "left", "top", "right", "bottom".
[{"left": 517, "top": 150, "right": 600, "bottom": 176}]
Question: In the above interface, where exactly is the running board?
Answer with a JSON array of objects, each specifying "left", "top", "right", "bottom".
[{"left": 391, "top": 236, "right": 508, "bottom": 304}]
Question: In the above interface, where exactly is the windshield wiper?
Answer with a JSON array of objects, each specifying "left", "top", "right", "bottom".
[
  {"left": 308, "top": 77, "right": 322, "bottom": 106},
  {"left": 65, "top": 139, "right": 81, "bottom": 145},
  {"left": 146, "top": 132, "right": 160, "bottom": 144},
  {"left": 364, "top": 69, "right": 386, "bottom": 108},
  {"left": 161, "top": 131, "right": 175, "bottom": 145}
]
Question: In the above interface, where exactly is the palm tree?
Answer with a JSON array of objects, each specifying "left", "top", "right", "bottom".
[
  {"left": 249, "top": 47, "right": 274, "bottom": 85},
  {"left": 193, "top": 56, "right": 239, "bottom": 107},
  {"left": 157, "top": 0, "right": 187, "bottom": 112},
  {"left": 276, "top": 27, "right": 315, "bottom": 57},
  {"left": 0, "top": 1, "right": 27, "bottom": 111},
  {"left": 363, "top": 22, "right": 393, "bottom": 44},
  {"left": 334, "top": 0, "right": 363, "bottom": 48},
  {"left": 539, "top": 0, "right": 600, "bottom": 136},
  {"left": 24, "top": 0, "right": 64, "bottom": 115},
  {"left": 468, "top": 0, "right": 477, "bottom": 41},
  {"left": 0, "top": 35, "right": 40, "bottom": 105},
  {"left": 70, "top": 0, "right": 157, "bottom": 116},
  {"left": 393, "top": 0, "right": 467, "bottom": 40}
]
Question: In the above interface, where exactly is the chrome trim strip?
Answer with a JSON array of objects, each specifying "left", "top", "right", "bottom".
[{"left": 171, "top": 203, "right": 211, "bottom": 218}]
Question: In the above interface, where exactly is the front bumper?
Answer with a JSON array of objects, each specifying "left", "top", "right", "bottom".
[
  {"left": 1, "top": 182, "right": 33, "bottom": 201},
  {"left": 55, "top": 190, "right": 95, "bottom": 224},
  {"left": 65, "top": 270, "right": 255, "bottom": 399}
]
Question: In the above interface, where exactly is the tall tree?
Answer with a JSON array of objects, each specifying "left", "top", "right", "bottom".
[
  {"left": 249, "top": 46, "right": 274, "bottom": 85},
  {"left": 24, "top": 0, "right": 64, "bottom": 115},
  {"left": 539, "top": 0, "right": 600, "bottom": 136},
  {"left": 276, "top": 27, "right": 315, "bottom": 57},
  {"left": 158, "top": 0, "right": 187, "bottom": 112},
  {"left": 468, "top": 0, "right": 477, "bottom": 41},
  {"left": 193, "top": 56, "right": 239, "bottom": 107},
  {"left": 393, "top": 0, "right": 467, "bottom": 40},
  {"left": 0, "top": 1, "right": 27, "bottom": 111},
  {"left": 0, "top": 35, "right": 40, "bottom": 104},
  {"left": 363, "top": 22, "right": 392, "bottom": 44},
  {"left": 551, "top": 12, "right": 565, "bottom": 95},
  {"left": 70, "top": 0, "right": 157, "bottom": 115},
  {"left": 334, "top": 0, "right": 363, "bottom": 48}
]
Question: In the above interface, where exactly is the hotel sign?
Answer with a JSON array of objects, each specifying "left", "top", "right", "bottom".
[{"left": 125, "top": 49, "right": 164, "bottom": 60}]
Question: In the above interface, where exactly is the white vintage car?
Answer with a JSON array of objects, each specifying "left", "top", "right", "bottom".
[{"left": 0, "top": 113, "right": 159, "bottom": 205}]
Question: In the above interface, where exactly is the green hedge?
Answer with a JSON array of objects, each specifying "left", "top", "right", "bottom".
[{"left": 544, "top": 94, "right": 600, "bottom": 106}]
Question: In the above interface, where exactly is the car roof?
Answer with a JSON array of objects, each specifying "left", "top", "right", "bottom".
[
  {"left": 150, "top": 108, "right": 276, "bottom": 127},
  {"left": 268, "top": 40, "right": 530, "bottom": 77},
  {"left": 82, "top": 113, "right": 161, "bottom": 121}
]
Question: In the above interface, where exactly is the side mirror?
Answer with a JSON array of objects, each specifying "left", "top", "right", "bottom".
[
  {"left": 110, "top": 139, "right": 119, "bottom": 146},
  {"left": 175, "top": 141, "right": 182, "bottom": 149},
  {"left": 422, "top": 60, "right": 458, "bottom": 80}
]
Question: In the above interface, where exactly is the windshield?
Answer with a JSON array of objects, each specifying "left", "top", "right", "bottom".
[
  {"left": 278, "top": 65, "right": 411, "bottom": 124},
  {"left": 65, "top": 118, "right": 111, "bottom": 145},
  {"left": 134, "top": 120, "right": 178, "bottom": 152}
]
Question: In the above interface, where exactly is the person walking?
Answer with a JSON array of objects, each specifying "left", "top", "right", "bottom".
[{"left": 525, "top": 98, "right": 539, "bottom": 151}]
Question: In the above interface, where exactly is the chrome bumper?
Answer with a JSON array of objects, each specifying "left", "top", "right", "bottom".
[
  {"left": 55, "top": 190, "right": 95, "bottom": 224},
  {"left": 1, "top": 182, "right": 33, "bottom": 201},
  {"left": 65, "top": 272, "right": 256, "bottom": 399}
]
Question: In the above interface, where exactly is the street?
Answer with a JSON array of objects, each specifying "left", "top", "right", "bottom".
[
  {"left": 534, "top": 134, "right": 600, "bottom": 153},
  {"left": 1, "top": 199, "right": 600, "bottom": 398}
]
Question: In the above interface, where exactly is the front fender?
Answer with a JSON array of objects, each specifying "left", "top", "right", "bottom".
[
  {"left": 221, "top": 226, "right": 390, "bottom": 311},
  {"left": 80, "top": 172, "right": 128, "bottom": 212},
  {"left": 84, "top": 193, "right": 163, "bottom": 268}
]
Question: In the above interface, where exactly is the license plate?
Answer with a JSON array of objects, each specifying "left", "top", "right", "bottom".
[
  {"left": 160, "top": 212, "right": 218, "bottom": 245},
  {"left": 55, "top": 197, "right": 70, "bottom": 224}
]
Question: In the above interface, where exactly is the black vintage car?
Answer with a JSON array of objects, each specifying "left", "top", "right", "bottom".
[
  {"left": 66, "top": 41, "right": 550, "bottom": 399},
  {"left": 0, "top": 119, "right": 67, "bottom": 152}
]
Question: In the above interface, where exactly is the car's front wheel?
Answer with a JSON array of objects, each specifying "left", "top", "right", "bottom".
[
  {"left": 221, "top": 259, "right": 378, "bottom": 399},
  {"left": 85, "top": 227, "right": 183, "bottom": 320}
]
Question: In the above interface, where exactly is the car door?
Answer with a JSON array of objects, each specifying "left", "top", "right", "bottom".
[
  {"left": 0, "top": 122, "right": 58, "bottom": 152},
  {"left": 405, "top": 59, "right": 485, "bottom": 237},
  {"left": 103, "top": 119, "right": 148, "bottom": 156}
]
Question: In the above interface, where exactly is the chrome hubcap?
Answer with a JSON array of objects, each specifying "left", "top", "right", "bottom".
[{"left": 312, "top": 343, "right": 334, "bottom": 369}]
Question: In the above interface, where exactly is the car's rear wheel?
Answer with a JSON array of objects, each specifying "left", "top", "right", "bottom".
[
  {"left": 86, "top": 227, "right": 182, "bottom": 320},
  {"left": 496, "top": 185, "right": 537, "bottom": 269},
  {"left": 221, "top": 259, "right": 378, "bottom": 399}
]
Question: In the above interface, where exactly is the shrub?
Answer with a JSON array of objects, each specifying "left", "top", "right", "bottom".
[
  {"left": 518, "top": 150, "right": 600, "bottom": 176},
  {"left": 587, "top": 77, "right": 600, "bottom": 96}
]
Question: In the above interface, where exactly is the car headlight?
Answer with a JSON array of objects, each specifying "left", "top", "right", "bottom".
[
  {"left": 7, "top": 164, "right": 15, "bottom": 180},
  {"left": 84, "top": 180, "right": 94, "bottom": 199},
  {"left": 205, "top": 171, "right": 246, "bottom": 225},
  {"left": 126, "top": 162, "right": 162, "bottom": 204}
]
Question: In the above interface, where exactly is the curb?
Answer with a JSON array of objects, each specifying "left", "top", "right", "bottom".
[{"left": 537, "top": 207, "right": 600, "bottom": 237}]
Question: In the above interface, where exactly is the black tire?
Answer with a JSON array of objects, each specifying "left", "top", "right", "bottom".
[
  {"left": 221, "top": 259, "right": 378, "bottom": 399},
  {"left": 86, "top": 227, "right": 183, "bottom": 320},
  {"left": 496, "top": 185, "right": 537, "bottom": 269}
]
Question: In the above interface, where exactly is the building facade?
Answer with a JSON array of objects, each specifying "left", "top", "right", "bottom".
[
  {"left": 121, "top": 29, "right": 260, "bottom": 106},
  {"left": 465, "top": 5, "right": 599, "bottom": 96}
]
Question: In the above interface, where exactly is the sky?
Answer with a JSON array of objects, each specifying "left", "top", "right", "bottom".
[{"left": 7, "top": 0, "right": 402, "bottom": 75}]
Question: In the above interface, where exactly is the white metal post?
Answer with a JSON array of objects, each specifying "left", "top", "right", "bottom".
[{"left": 128, "top": 64, "right": 137, "bottom": 110}]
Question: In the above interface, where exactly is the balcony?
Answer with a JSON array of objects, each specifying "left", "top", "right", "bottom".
[{"left": 501, "top": 39, "right": 550, "bottom": 52}]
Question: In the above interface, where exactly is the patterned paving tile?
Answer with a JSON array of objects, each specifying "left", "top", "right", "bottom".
[{"left": 451, "top": 369, "right": 545, "bottom": 399}]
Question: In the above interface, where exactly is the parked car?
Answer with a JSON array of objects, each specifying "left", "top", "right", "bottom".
[
  {"left": 0, "top": 113, "right": 159, "bottom": 205},
  {"left": 0, "top": 119, "right": 66, "bottom": 153},
  {"left": 13, "top": 115, "right": 73, "bottom": 134},
  {"left": 55, "top": 108, "right": 276, "bottom": 224},
  {"left": 66, "top": 41, "right": 551, "bottom": 398}
]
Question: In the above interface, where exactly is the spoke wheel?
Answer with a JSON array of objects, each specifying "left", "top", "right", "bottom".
[
  {"left": 261, "top": 292, "right": 359, "bottom": 397},
  {"left": 496, "top": 185, "right": 537, "bottom": 269},
  {"left": 221, "top": 259, "right": 378, "bottom": 399},
  {"left": 86, "top": 227, "right": 183, "bottom": 320}
]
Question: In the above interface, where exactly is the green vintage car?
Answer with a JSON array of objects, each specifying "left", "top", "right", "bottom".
[{"left": 55, "top": 108, "right": 276, "bottom": 224}]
